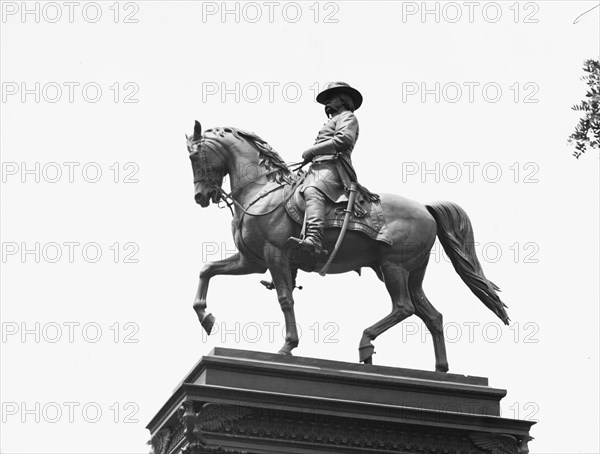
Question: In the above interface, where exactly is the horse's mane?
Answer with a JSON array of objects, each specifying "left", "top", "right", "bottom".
[{"left": 204, "top": 127, "right": 294, "bottom": 184}]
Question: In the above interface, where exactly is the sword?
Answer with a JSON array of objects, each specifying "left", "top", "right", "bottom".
[{"left": 319, "top": 182, "right": 358, "bottom": 276}]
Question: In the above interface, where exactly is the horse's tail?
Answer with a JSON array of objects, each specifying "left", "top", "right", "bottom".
[{"left": 425, "top": 201, "right": 510, "bottom": 325}]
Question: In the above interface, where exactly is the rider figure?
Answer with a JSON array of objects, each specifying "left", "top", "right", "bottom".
[{"left": 290, "top": 81, "right": 376, "bottom": 255}]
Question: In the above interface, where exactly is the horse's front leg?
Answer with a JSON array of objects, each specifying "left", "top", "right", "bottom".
[
  {"left": 194, "top": 252, "right": 265, "bottom": 334},
  {"left": 264, "top": 244, "right": 298, "bottom": 355}
]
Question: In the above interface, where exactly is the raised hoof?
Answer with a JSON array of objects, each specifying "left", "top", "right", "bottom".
[
  {"left": 359, "top": 343, "right": 375, "bottom": 363},
  {"left": 201, "top": 313, "right": 216, "bottom": 335}
]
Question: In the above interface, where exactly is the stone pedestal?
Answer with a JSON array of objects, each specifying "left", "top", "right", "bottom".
[{"left": 147, "top": 348, "right": 534, "bottom": 454}]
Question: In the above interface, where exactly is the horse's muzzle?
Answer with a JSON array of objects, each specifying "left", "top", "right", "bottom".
[
  {"left": 195, "top": 189, "right": 219, "bottom": 207},
  {"left": 195, "top": 193, "right": 210, "bottom": 207}
]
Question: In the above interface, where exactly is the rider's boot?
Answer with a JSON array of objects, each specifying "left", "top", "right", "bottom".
[{"left": 288, "top": 187, "right": 328, "bottom": 256}]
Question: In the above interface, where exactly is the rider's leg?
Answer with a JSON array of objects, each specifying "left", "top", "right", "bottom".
[{"left": 301, "top": 187, "right": 326, "bottom": 251}]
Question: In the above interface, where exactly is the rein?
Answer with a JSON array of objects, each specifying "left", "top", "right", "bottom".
[
  {"left": 214, "top": 161, "right": 307, "bottom": 217},
  {"left": 191, "top": 138, "right": 299, "bottom": 218},
  {"left": 215, "top": 176, "right": 292, "bottom": 218}
]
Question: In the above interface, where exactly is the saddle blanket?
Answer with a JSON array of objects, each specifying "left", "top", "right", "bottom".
[{"left": 284, "top": 184, "right": 393, "bottom": 245}]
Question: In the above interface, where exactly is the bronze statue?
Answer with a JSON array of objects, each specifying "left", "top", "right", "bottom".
[{"left": 186, "top": 84, "right": 510, "bottom": 372}]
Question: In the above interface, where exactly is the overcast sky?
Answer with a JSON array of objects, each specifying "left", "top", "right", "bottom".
[{"left": 1, "top": 1, "right": 599, "bottom": 452}]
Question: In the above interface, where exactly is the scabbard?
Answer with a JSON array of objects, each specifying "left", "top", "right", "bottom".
[{"left": 319, "top": 182, "right": 358, "bottom": 276}]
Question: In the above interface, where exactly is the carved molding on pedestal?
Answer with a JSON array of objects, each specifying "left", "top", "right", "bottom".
[
  {"left": 149, "top": 401, "right": 248, "bottom": 454},
  {"left": 148, "top": 427, "right": 173, "bottom": 454},
  {"left": 469, "top": 433, "right": 533, "bottom": 454},
  {"left": 199, "top": 403, "right": 497, "bottom": 453},
  {"left": 151, "top": 401, "right": 532, "bottom": 454}
]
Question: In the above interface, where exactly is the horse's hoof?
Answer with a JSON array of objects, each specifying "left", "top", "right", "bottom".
[
  {"left": 277, "top": 341, "right": 297, "bottom": 355},
  {"left": 436, "top": 364, "right": 449, "bottom": 373},
  {"left": 201, "top": 313, "right": 216, "bottom": 335},
  {"left": 359, "top": 343, "right": 375, "bottom": 363}
]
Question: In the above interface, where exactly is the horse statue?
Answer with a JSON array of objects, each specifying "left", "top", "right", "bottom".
[{"left": 186, "top": 121, "right": 509, "bottom": 372}]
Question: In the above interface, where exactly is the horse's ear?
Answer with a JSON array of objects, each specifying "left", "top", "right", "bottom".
[{"left": 193, "top": 121, "right": 202, "bottom": 140}]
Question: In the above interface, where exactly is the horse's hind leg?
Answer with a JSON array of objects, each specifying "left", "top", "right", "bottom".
[
  {"left": 359, "top": 264, "right": 414, "bottom": 364},
  {"left": 409, "top": 258, "right": 449, "bottom": 372}
]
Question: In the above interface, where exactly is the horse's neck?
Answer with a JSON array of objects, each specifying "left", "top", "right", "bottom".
[{"left": 225, "top": 140, "right": 271, "bottom": 205}]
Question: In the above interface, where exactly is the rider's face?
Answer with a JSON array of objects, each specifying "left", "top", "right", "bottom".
[{"left": 324, "top": 95, "right": 345, "bottom": 117}]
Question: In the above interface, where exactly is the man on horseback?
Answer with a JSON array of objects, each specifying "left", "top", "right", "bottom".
[
  {"left": 289, "top": 81, "right": 377, "bottom": 255},
  {"left": 188, "top": 108, "right": 510, "bottom": 370}
]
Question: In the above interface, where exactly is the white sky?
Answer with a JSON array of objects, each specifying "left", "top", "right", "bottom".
[{"left": 1, "top": 1, "right": 599, "bottom": 452}]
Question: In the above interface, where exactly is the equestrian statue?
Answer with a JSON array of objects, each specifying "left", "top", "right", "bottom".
[{"left": 186, "top": 82, "right": 509, "bottom": 372}]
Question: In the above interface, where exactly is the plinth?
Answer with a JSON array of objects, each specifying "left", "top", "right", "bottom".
[{"left": 147, "top": 348, "right": 534, "bottom": 453}]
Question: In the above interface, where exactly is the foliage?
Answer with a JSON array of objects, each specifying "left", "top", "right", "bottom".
[{"left": 569, "top": 59, "right": 600, "bottom": 159}]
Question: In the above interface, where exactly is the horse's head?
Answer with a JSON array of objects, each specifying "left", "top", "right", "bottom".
[{"left": 186, "top": 121, "right": 226, "bottom": 207}]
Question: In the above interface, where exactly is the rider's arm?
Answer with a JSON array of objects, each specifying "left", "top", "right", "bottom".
[
  {"left": 301, "top": 141, "right": 336, "bottom": 160},
  {"left": 301, "top": 112, "right": 358, "bottom": 160},
  {"left": 331, "top": 111, "right": 358, "bottom": 154}
]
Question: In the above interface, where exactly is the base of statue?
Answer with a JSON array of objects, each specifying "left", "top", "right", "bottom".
[{"left": 147, "top": 348, "right": 534, "bottom": 454}]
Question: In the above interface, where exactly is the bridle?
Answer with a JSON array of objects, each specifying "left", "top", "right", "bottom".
[{"left": 189, "top": 137, "right": 300, "bottom": 217}]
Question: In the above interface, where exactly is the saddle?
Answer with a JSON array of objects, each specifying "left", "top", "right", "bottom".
[{"left": 283, "top": 181, "right": 393, "bottom": 245}]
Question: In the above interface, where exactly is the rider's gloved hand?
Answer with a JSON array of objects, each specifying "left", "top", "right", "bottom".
[
  {"left": 301, "top": 149, "right": 315, "bottom": 161},
  {"left": 301, "top": 140, "right": 337, "bottom": 161}
]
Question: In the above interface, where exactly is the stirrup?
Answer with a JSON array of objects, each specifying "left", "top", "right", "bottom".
[{"left": 286, "top": 236, "right": 328, "bottom": 256}]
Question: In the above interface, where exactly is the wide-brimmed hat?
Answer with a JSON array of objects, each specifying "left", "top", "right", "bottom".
[{"left": 316, "top": 82, "right": 363, "bottom": 110}]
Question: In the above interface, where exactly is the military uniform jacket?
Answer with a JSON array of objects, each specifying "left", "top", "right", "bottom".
[{"left": 300, "top": 110, "right": 360, "bottom": 203}]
